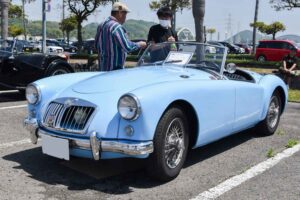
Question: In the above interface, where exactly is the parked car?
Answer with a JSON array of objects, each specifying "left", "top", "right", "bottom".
[
  {"left": 235, "top": 43, "right": 252, "bottom": 54},
  {"left": 73, "top": 40, "right": 97, "bottom": 54},
  {"left": 0, "top": 39, "right": 73, "bottom": 91},
  {"left": 207, "top": 41, "right": 227, "bottom": 54},
  {"left": 255, "top": 40, "right": 300, "bottom": 62},
  {"left": 24, "top": 42, "right": 287, "bottom": 181},
  {"left": 46, "top": 40, "right": 78, "bottom": 53},
  {"left": 219, "top": 41, "right": 243, "bottom": 54}
]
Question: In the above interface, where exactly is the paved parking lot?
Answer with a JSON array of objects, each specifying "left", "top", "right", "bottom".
[{"left": 0, "top": 90, "right": 299, "bottom": 200}]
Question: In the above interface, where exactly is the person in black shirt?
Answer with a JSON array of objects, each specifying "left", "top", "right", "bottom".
[
  {"left": 147, "top": 6, "right": 178, "bottom": 62},
  {"left": 280, "top": 48, "right": 299, "bottom": 87}
]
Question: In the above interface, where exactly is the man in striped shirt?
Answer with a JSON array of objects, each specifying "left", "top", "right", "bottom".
[{"left": 95, "top": 2, "right": 147, "bottom": 71}]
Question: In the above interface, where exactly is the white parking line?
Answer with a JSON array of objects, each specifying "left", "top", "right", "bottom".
[
  {"left": 190, "top": 143, "right": 300, "bottom": 200},
  {"left": 0, "top": 139, "right": 31, "bottom": 150},
  {"left": 0, "top": 105, "right": 27, "bottom": 110}
]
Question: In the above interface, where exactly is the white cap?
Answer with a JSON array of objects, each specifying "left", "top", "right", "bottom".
[{"left": 111, "top": 2, "right": 131, "bottom": 13}]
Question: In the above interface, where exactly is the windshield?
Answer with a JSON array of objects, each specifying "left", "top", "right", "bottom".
[
  {"left": 0, "top": 40, "right": 13, "bottom": 53},
  {"left": 295, "top": 43, "right": 300, "bottom": 49},
  {"left": 137, "top": 42, "right": 227, "bottom": 74}
]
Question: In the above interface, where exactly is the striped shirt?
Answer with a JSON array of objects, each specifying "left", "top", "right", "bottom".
[{"left": 95, "top": 16, "right": 140, "bottom": 71}]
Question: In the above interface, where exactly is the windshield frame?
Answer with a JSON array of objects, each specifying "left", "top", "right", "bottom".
[{"left": 137, "top": 41, "right": 228, "bottom": 75}]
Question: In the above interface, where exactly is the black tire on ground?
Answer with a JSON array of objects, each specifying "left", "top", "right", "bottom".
[
  {"left": 257, "top": 55, "right": 266, "bottom": 62},
  {"left": 46, "top": 65, "right": 71, "bottom": 77},
  {"left": 256, "top": 91, "right": 282, "bottom": 136},
  {"left": 146, "top": 106, "right": 189, "bottom": 181}
]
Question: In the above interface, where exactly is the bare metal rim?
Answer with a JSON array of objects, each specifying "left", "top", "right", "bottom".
[
  {"left": 267, "top": 95, "right": 280, "bottom": 129},
  {"left": 164, "top": 118, "right": 185, "bottom": 169}
]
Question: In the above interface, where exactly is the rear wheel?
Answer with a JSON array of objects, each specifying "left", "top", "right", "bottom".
[
  {"left": 256, "top": 91, "right": 282, "bottom": 136},
  {"left": 257, "top": 55, "right": 266, "bottom": 62},
  {"left": 147, "top": 106, "right": 189, "bottom": 181}
]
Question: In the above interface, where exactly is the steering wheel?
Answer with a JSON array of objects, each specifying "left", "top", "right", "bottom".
[{"left": 197, "top": 61, "right": 220, "bottom": 72}]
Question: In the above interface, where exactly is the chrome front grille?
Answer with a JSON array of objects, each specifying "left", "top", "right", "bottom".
[{"left": 42, "top": 100, "right": 95, "bottom": 134}]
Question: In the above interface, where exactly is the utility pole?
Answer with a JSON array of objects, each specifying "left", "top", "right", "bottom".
[
  {"left": 225, "top": 13, "right": 232, "bottom": 42},
  {"left": 42, "top": 0, "right": 47, "bottom": 53},
  {"left": 62, "top": 0, "right": 65, "bottom": 40}
]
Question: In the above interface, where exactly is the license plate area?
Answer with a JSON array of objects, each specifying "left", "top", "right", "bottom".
[{"left": 42, "top": 134, "right": 70, "bottom": 160}]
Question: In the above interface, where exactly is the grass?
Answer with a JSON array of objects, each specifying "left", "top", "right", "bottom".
[
  {"left": 288, "top": 89, "right": 300, "bottom": 103},
  {"left": 286, "top": 139, "right": 299, "bottom": 148},
  {"left": 276, "top": 129, "right": 285, "bottom": 136},
  {"left": 267, "top": 148, "right": 275, "bottom": 158}
]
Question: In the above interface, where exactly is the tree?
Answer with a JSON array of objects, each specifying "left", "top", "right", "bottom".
[
  {"left": 250, "top": 21, "right": 286, "bottom": 40},
  {"left": 8, "top": 25, "right": 24, "bottom": 39},
  {"left": 67, "top": 0, "right": 109, "bottom": 50},
  {"left": 59, "top": 16, "right": 77, "bottom": 44},
  {"left": 8, "top": 3, "right": 23, "bottom": 19},
  {"left": 206, "top": 28, "right": 216, "bottom": 40},
  {"left": 270, "top": 0, "right": 300, "bottom": 10},
  {"left": 252, "top": 0, "right": 259, "bottom": 54},
  {"left": 149, "top": 0, "right": 191, "bottom": 32},
  {"left": 192, "top": 0, "right": 205, "bottom": 43},
  {"left": 192, "top": 0, "right": 205, "bottom": 62},
  {"left": 21, "top": 0, "right": 36, "bottom": 40}
]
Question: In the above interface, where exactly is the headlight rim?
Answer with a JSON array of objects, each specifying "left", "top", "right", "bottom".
[
  {"left": 26, "top": 83, "right": 41, "bottom": 105},
  {"left": 118, "top": 93, "right": 141, "bottom": 121}
]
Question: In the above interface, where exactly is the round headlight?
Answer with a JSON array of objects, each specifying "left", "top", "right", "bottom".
[
  {"left": 118, "top": 94, "right": 141, "bottom": 120},
  {"left": 26, "top": 84, "right": 40, "bottom": 105}
]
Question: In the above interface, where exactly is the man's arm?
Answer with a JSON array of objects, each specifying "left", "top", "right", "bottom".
[{"left": 112, "top": 26, "right": 143, "bottom": 53}]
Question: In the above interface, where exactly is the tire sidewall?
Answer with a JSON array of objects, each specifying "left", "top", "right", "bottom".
[
  {"left": 46, "top": 65, "right": 70, "bottom": 77},
  {"left": 152, "top": 107, "right": 189, "bottom": 179}
]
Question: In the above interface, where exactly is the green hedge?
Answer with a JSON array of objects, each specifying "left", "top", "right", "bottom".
[
  {"left": 227, "top": 54, "right": 254, "bottom": 60},
  {"left": 226, "top": 59, "right": 280, "bottom": 69}
]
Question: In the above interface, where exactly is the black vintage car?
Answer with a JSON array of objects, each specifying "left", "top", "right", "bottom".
[{"left": 0, "top": 40, "right": 74, "bottom": 91}]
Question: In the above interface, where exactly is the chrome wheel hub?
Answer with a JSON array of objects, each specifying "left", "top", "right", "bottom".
[
  {"left": 267, "top": 96, "right": 280, "bottom": 129},
  {"left": 164, "top": 118, "right": 185, "bottom": 169}
]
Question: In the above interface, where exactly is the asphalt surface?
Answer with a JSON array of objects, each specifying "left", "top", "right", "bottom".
[{"left": 0, "top": 90, "right": 299, "bottom": 200}]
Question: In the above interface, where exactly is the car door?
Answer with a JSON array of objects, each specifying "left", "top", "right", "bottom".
[
  {"left": 10, "top": 54, "right": 45, "bottom": 87},
  {"left": 232, "top": 81, "right": 264, "bottom": 132}
]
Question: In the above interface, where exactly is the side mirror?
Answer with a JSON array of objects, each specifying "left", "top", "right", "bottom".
[{"left": 225, "top": 63, "right": 236, "bottom": 74}]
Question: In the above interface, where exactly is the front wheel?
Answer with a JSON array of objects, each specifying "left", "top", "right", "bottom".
[
  {"left": 147, "top": 106, "right": 189, "bottom": 181},
  {"left": 256, "top": 91, "right": 282, "bottom": 136}
]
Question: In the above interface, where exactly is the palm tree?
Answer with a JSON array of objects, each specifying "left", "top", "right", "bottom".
[
  {"left": 192, "top": 0, "right": 205, "bottom": 43},
  {"left": 192, "top": 0, "right": 205, "bottom": 61},
  {"left": 252, "top": 0, "right": 259, "bottom": 54}
]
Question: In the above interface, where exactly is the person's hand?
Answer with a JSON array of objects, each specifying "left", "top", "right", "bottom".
[
  {"left": 137, "top": 41, "right": 147, "bottom": 49},
  {"left": 168, "top": 36, "right": 175, "bottom": 42}
]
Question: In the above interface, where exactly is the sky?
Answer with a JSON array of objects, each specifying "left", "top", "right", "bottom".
[{"left": 11, "top": 0, "right": 300, "bottom": 41}]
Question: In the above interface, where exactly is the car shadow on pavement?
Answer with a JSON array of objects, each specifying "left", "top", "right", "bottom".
[
  {"left": 0, "top": 90, "right": 26, "bottom": 102},
  {"left": 2, "top": 130, "right": 263, "bottom": 195}
]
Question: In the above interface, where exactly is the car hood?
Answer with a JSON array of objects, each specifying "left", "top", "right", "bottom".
[{"left": 72, "top": 66, "right": 212, "bottom": 94}]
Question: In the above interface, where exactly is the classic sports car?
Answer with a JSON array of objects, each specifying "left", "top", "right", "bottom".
[
  {"left": 0, "top": 40, "right": 73, "bottom": 90},
  {"left": 24, "top": 42, "right": 288, "bottom": 181}
]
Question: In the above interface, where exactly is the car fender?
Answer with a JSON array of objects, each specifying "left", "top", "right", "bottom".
[
  {"left": 117, "top": 80, "right": 237, "bottom": 145},
  {"left": 45, "top": 59, "right": 74, "bottom": 76},
  {"left": 258, "top": 74, "right": 288, "bottom": 120}
]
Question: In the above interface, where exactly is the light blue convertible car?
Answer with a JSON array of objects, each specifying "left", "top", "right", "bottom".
[{"left": 24, "top": 42, "right": 288, "bottom": 181}]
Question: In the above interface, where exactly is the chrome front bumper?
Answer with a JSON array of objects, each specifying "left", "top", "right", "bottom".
[{"left": 23, "top": 117, "right": 154, "bottom": 160}]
